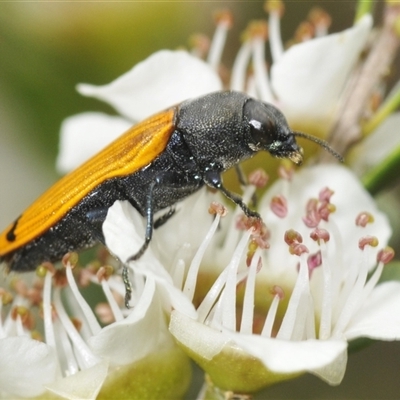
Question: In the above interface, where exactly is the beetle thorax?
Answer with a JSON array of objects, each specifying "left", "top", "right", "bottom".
[{"left": 176, "top": 91, "right": 255, "bottom": 171}]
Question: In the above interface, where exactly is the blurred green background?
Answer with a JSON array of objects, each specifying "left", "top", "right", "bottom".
[{"left": 1, "top": 1, "right": 399, "bottom": 399}]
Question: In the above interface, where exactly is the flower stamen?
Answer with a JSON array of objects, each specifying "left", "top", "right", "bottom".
[
  {"left": 53, "top": 288, "right": 101, "bottom": 369},
  {"left": 183, "top": 202, "right": 227, "bottom": 301},
  {"left": 308, "top": 7, "right": 332, "bottom": 37},
  {"left": 97, "top": 266, "right": 124, "bottom": 322},
  {"left": 240, "top": 250, "right": 262, "bottom": 334},
  {"left": 64, "top": 262, "right": 101, "bottom": 335},
  {"left": 265, "top": 0, "right": 285, "bottom": 63},
  {"left": 277, "top": 253, "right": 312, "bottom": 340},
  {"left": 358, "top": 235, "right": 379, "bottom": 250},
  {"left": 207, "top": 9, "right": 233, "bottom": 70},
  {"left": 261, "top": 285, "right": 284, "bottom": 338},
  {"left": 189, "top": 33, "right": 210, "bottom": 59}
]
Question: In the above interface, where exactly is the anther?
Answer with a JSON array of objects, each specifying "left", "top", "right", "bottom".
[
  {"left": 319, "top": 187, "right": 334, "bottom": 202},
  {"left": 242, "top": 20, "right": 268, "bottom": 42},
  {"left": 264, "top": 0, "right": 285, "bottom": 17},
  {"left": 289, "top": 243, "right": 309, "bottom": 256},
  {"left": 96, "top": 265, "right": 114, "bottom": 282},
  {"left": 355, "top": 212, "right": 375, "bottom": 227},
  {"left": 377, "top": 246, "right": 395, "bottom": 264},
  {"left": 11, "top": 305, "right": 34, "bottom": 329},
  {"left": 248, "top": 20, "right": 269, "bottom": 41},
  {"left": 37, "top": 261, "right": 56, "bottom": 276},
  {"left": 248, "top": 168, "right": 269, "bottom": 188},
  {"left": 271, "top": 194, "right": 288, "bottom": 218},
  {"left": 318, "top": 202, "right": 336, "bottom": 221},
  {"left": 359, "top": 235, "right": 379, "bottom": 250},
  {"left": 209, "top": 201, "right": 228, "bottom": 217},
  {"left": 236, "top": 215, "right": 264, "bottom": 232},
  {"left": 213, "top": 9, "right": 234, "bottom": 29},
  {"left": 294, "top": 21, "right": 315, "bottom": 42},
  {"left": 303, "top": 198, "right": 321, "bottom": 228},
  {"left": 284, "top": 229, "right": 303, "bottom": 245},
  {"left": 310, "top": 228, "right": 330, "bottom": 243},
  {"left": 62, "top": 252, "right": 79, "bottom": 268},
  {"left": 308, "top": 7, "right": 332, "bottom": 35}
]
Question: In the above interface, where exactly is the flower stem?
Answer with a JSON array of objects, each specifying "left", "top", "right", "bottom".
[
  {"left": 362, "top": 145, "right": 400, "bottom": 195},
  {"left": 354, "top": 0, "right": 375, "bottom": 23},
  {"left": 362, "top": 81, "right": 400, "bottom": 136}
]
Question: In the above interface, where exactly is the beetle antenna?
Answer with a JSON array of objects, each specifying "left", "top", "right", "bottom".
[{"left": 293, "top": 131, "right": 344, "bottom": 162}]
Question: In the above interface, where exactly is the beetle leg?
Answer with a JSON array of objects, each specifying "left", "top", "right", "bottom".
[
  {"left": 154, "top": 207, "right": 176, "bottom": 229},
  {"left": 126, "top": 183, "right": 157, "bottom": 264},
  {"left": 234, "top": 165, "right": 247, "bottom": 186},
  {"left": 123, "top": 180, "right": 157, "bottom": 308},
  {"left": 127, "top": 172, "right": 189, "bottom": 263},
  {"left": 234, "top": 165, "right": 258, "bottom": 208},
  {"left": 123, "top": 172, "right": 191, "bottom": 308},
  {"left": 204, "top": 170, "right": 260, "bottom": 219}
]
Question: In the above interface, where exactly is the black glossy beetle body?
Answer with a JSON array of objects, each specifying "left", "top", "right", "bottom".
[{"left": 0, "top": 91, "right": 310, "bottom": 272}]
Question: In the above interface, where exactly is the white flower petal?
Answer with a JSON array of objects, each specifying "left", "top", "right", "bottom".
[
  {"left": 170, "top": 311, "right": 348, "bottom": 385},
  {"left": 103, "top": 200, "right": 181, "bottom": 284},
  {"left": 88, "top": 278, "right": 174, "bottom": 366},
  {"left": 103, "top": 200, "right": 197, "bottom": 318},
  {"left": 227, "top": 331, "right": 348, "bottom": 385},
  {"left": 103, "top": 200, "right": 147, "bottom": 264},
  {"left": 0, "top": 337, "right": 57, "bottom": 398},
  {"left": 77, "top": 50, "right": 222, "bottom": 121},
  {"left": 155, "top": 188, "right": 216, "bottom": 264},
  {"left": 170, "top": 310, "right": 231, "bottom": 360},
  {"left": 345, "top": 281, "right": 400, "bottom": 341},
  {"left": 45, "top": 360, "right": 109, "bottom": 400},
  {"left": 271, "top": 15, "right": 372, "bottom": 125},
  {"left": 350, "top": 112, "right": 400, "bottom": 176},
  {"left": 56, "top": 112, "right": 132, "bottom": 174}
]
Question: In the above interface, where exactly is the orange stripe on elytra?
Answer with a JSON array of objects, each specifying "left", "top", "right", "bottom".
[{"left": 0, "top": 108, "right": 177, "bottom": 255}]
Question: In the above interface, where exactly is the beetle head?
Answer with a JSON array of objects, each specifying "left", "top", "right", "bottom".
[{"left": 243, "top": 99, "right": 304, "bottom": 165}]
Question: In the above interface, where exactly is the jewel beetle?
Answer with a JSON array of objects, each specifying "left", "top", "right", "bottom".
[{"left": 0, "top": 90, "right": 342, "bottom": 275}]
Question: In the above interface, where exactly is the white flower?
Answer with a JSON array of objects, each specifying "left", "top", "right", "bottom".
[
  {"left": 47, "top": 1, "right": 400, "bottom": 397},
  {"left": 0, "top": 336, "right": 57, "bottom": 398},
  {"left": 0, "top": 251, "right": 192, "bottom": 399},
  {"left": 270, "top": 16, "right": 371, "bottom": 128},
  {"left": 164, "top": 165, "right": 399, "bottom": 390},
  {"left": 103, "top": 164, "right": 400, "bottom": 392}
]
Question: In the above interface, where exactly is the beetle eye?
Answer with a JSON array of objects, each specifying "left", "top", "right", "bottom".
[
  {"left": 244, "top": 99, "right": 276, "bottom": 148},
  {"left": 248, "top": 118, "right": 275, "bottom": 147}
]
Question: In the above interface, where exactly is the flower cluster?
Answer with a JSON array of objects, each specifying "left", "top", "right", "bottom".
[{"left": 2, "top": 1, "right": 400, "bottom": 399}]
